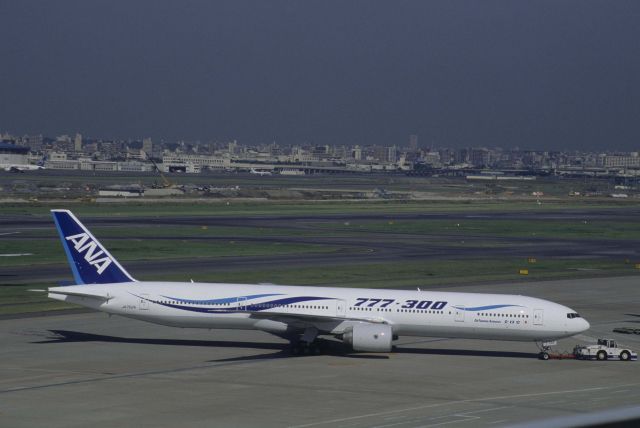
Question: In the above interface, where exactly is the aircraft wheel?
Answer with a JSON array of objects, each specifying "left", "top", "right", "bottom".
[
  {"left": 597, "top": 351, "right": 607, "bottom": 361},
  {"left": 620, "top": 351, "right": 630, "bottom": 361},
  {"left": 539, "top": 352, "right": 550, "bottom": 360},
  {"left": 308, "top": 343, "right": 320, "bottom": 355},
  {"left": 289, "top": 342, "right": 304, "bottom": 356}
]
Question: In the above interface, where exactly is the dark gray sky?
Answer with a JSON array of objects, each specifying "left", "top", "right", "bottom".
[{"left": 1, "top": 1, "right": 639, "bottom": 149}]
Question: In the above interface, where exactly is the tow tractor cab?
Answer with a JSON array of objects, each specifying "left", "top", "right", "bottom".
[{"left": 574, "top": 338, "right": 638, "bottom": 361}]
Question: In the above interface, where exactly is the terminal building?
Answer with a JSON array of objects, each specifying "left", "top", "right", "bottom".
[
  {"left": 43, "top": 152, "right": 153, "bottom": 172},
  {"left": 162, "top": 153, "right": 229, "bottom": 173},
  {"left": 0, "top": 142, "right": 29, "bottom": 167}
]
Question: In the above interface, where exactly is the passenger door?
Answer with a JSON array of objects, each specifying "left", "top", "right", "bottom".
[
  {"left": 533, "top": 309, "right": 543, "bottom": 325},
  {"left": 454, "top": 306, "right": 465, "bottom": 322},
  {"left": 336, "top": 299, "right": 346, "bottom": 317}
]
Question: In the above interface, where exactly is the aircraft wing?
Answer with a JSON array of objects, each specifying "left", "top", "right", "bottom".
[{"left": 247, "top": 310, "right": 388, "bottom": 329}]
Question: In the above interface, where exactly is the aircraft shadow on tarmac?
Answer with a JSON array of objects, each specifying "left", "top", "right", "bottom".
[
  {"left": 394, "top": 347, "right": 534, "bottom": 359},
  {"left": 34, "top": 330, "right": 536, "bottom": 361},
  {"left": 33, "top": 330, "right": 380, "bottom": 361},
  {"left": 35, "top": 330, "right": 284, "bottom": 351}
]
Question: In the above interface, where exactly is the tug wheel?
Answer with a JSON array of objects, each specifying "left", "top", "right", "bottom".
[{"left": 596, "top": 351, "right": 607, "bottom": 361}]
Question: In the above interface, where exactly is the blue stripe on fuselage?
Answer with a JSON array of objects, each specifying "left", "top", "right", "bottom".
[
  {"left": 132, "top": 293, "right": 333, "bottom": 314},
  {"left": 160, "top": 293, "right": 283, "bottom": 305},
  {"left": 453, "top": 304, "right": 523, "bottom": 311}
]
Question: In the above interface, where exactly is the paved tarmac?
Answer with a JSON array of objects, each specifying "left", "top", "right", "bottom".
[{"left": 1, "top": 276, "right": 639, "bottom": 427}]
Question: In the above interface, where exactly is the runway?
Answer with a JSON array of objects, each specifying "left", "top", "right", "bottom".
[
  {"left": 2, "top": 209, "right": 640, "bottom": 285},
  {"left": 1, "top": 276, "right": 639, "bottom": 427}
]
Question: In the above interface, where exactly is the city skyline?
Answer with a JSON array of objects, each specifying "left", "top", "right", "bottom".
[
  {"left": 2, "top": 1, "right": 639, "bottom": 150},
  {"left": 5, "top": 129, "right": 640, "bottom": 158}
]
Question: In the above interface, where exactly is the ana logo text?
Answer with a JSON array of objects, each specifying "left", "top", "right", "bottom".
[{"left": 65, "top": 232, "right": 113, "bottom": 274}]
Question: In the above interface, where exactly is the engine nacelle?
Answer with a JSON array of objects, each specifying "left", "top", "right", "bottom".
[{"left": 343, "top": 324, "right": 393, "bottom": 352}]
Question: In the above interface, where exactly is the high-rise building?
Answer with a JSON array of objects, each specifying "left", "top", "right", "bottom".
[
  {"left": 352, "top": 145, "right": 362, "bottom": 160},
  {"left": 454, "top": 148, "right": 469, "bottom": 164},
  {"left": 470, "top": 148, "right": 491, "bottom": 167},
  {"left": 409, "top": 134, "right": 418, "bottom": 150},
  {"left": 228, "top": 140, "right": 237, "bottom": 155},
  {"left": 438, "top": 148, "right": 453, "bottom": 165},
  {"left": 372, "top": 146, "right": 386, "bottom": 162},
  {"left": 55, "top": 135, "right": 72, "bottom": 152},
  {"left": 74, "top": 133, "right": 82, "bottom": 152},
  {"left": 386, "top": 146, "right": 398, "bottom": 163},
  {"left": 29, "top": 134, "right": 43, "bottom": 151},
  {"left": 142, "top": 137, "right": 153, "bottom": 155}
]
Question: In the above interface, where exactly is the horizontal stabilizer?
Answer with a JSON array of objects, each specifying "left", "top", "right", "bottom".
[{"left": 48, "top": 290, "right": 111, "bottom": 301}]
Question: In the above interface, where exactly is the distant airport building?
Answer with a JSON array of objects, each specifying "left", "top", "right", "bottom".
[
  {"left": 603, "top": 155, "right": 640, "bottom": 168},
  {"left": 44, "top": 154, "right": 153, "bottom": 172},
  {"left": 118, "top": 161, "right": 153, "bottom": 172},
  {"left": 279, "top": 168, "right": 305, "bottom": 176},
  {"left": 162, "top": 153, "right": 229, "bottom": 173},
  {"left": 45, "top": 152, "right": 76, "bottom": 170},
  {"left": 0, "top": 142, "right": 29, "bottom": 166},
  {"left": 422, "top": 152, "right": 441, "bottom": 166}
]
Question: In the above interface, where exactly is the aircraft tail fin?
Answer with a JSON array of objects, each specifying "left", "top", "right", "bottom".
[{"left": 51, "top": 209, "right": 136, "bottom": 284}]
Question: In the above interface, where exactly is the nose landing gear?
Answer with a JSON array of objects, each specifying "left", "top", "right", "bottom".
[{"left": 536, "top": 340, "right": 558, "bottom": 360}]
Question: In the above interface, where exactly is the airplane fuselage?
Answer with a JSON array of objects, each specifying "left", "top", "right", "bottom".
[
  {"left": 1, "top": 164, "right": 45, "bottom": 172},
  {"left": 49, "top": 281, "right": 589, "bottom": 342}
]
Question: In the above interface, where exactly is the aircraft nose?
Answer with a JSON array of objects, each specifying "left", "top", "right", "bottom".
[{"left": 578, "top": 318, "right": 590, "bottom": 332}]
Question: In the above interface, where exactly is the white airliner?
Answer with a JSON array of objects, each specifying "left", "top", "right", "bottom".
[
  {"left": 46, "top": 210, "right": 590, "bottom": 354},
  {"left": 1, "top": 163, "right": 45, "bottom": 172},
  {"left": 1, "top": 156, "right": 46, "bottom": 172},
  {"left": 250, "top": 168, "right": 273, "bottom": 176}
]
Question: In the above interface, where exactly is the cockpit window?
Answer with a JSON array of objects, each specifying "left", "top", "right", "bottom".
[{"left": 567, "top": 313, "right": 581, "bottom": 319}]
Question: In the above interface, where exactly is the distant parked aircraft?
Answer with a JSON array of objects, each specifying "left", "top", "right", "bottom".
[
  {"left": 250, "top": 168, "right": 273, "bottom": 176},
  {"left": 1, "top": 156, "right": 46, "bottom": 172}
]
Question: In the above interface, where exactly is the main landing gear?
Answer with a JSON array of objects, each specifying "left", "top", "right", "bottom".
[
  {"left": 288, "top": 327, "right": 325, "bottom": 356},
  {"left": 289, "top": 340, "right": 324, "bottom": 356}
]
